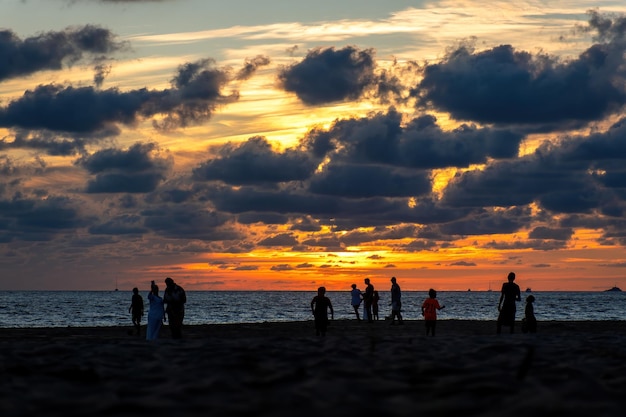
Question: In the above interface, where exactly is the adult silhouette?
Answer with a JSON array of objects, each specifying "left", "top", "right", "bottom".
[
  {"left": 389, "top": 277, "right": 403, "bottom": 324},
  {"left": 163, "top": 277, "right": 186, "bottom": 339},
  {"left": 497, "top": 272, "right": 521, "bottom": 334},
  {"left": 363, "top": 278, "right": 374, "bottom": 323}
]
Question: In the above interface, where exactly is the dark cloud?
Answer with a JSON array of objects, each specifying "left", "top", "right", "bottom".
[
  {"left": 0, "top": 59, "right": 236, "bottom": 135},
  {"left": 449, "top": 261, "right": 476, "bottom": 266},
  {"left": 277, "top": 46, "right": 377, "bottom": 105},
  {"left": 0, "top": 25, "right": 126, "bottom": 82},
  {"left": 438, "top": 206, "right": 532, "bottom": 236},
  {"left": 528, "top": 226, "right": 574, "bottom": 240},
  {"left": 305, "top": 109, "right": 524, "bottom": 169},
  {"left": 415, "top": 13, "right": 626, "bottom": 128},
  {"left": 484, "top": 239, "right": 569, "bottom": 251},
  {"left": 192, "top": 136, "right": 318, "bottom": 185},
  {"left": 270, "top": 264, "right": 294, "bottom": 271},
  {"left": 442, "top": 116, "right": 626, "bottom": 216},
  {"left": 142, "top": 204, "right": 239, "bottom": 241},
  {"left": 235, "top": 55, "right": 271, "bottom": 80},
  {"left": 0, "top": 195, "right": 85, "bottom": 242},
  {"left": 77, "top": 142, "right": 171, "bottom": 193},
  {"left": 309, "top": 163, "right": 431, "bottom": 198},
  {"left": 88, "top": 215, "right": 147, "bottom": 235},
  {"left": 0, "top": 131, "right": 88, "bottom": 156},
  {"left": 200, "top": 182, "right": 467, "bottom": 231},
  {"left": 257, "top": 233, "right": 299, "bottom": 247}
]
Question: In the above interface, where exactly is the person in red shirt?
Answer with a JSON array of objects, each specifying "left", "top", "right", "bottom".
[{"left": 421, "top": 288, "right": 445, "bottom": 336}]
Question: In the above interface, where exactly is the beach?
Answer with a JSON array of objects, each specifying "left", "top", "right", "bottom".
[{"left": 1, "top": 320, "right": 625, "bottom": 416}]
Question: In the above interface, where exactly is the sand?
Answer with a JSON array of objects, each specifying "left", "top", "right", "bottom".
[{"left": 1, "top": 319, "right": 625, "bottom": 417}]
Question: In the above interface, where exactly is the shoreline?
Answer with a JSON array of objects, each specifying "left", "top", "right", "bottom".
[
  {"left": 2, "top": 319, "right": 625, "bottom": 416},
  {"left": 1, "top": 318, "right": 624, "bottom": 338}
]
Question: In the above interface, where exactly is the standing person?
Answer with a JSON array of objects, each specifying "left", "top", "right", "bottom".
[
  {"left": 497, "top": 272, "right": 521, "bottom": 334},
  {"left": 146, "top": 281, "right": 165, "bottom": 341},
  {"left": 389, "top": 276, "right": 403, "bottom": 325},
  {"left": 128, "top": 287, "right": 144, "bottom": 336},
  {"left": 372, "top": 290, "right": 380, "bottom": 320},
  {"left": 163, "top": 277, "right": 186, "bottom": 339},
  {"left": 421, "top": 288, "right": 445, "bottom": 336},
  {"left": 363, "top": 278, "right": 374, "bottom": 323},
  {"left": 311, "top": 286, "right": 334, "bottom": 336},
  {"left": 522, "top": 295, "right": 537, "bottom": 334},
  {"left": 350, "top": 284, "right": 362, "bottom": 321}
]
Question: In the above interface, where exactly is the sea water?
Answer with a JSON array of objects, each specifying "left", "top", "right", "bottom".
[{"left": 0, "top": 290, "right": 625, "bottom": 328}]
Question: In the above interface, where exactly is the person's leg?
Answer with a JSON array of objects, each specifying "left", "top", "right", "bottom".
[
  {"left": 169, "top": 312, "right": 183, "bottom": 339},
  {"left": 366, "top": 303, "right": 373, "bottom": 323},
  {"left": 432, "top": 321, "right": 436, "bottom": 336}
]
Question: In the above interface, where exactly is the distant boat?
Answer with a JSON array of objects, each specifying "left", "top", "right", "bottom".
[
  {"left": 605, "top": 286, "right": 622, "bottom": 292},
  {"left": 525, "top": 288, "right": 532, "bottom": 293}
]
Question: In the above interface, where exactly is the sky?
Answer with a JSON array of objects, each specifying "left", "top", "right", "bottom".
[{"left": 2, "top": 0, "right": 626, "bottom": 291}]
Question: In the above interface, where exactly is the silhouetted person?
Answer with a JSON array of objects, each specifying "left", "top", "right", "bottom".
[
  {"left": 311, "top": 286, "right": 334, "bottom": 336},
  {"left": 422, "top": 288, "right": 445, "bottom": 336},
  {"left": 163, "top": 277, "right": 186, "bottom": 339},
  {"left": 146, "top": 281, "right": 165, "bottom": 341},
  {"left": 372, "top": 290, "right": 380, "bottom": 320},
  {"left": 522, "top": 294, "right": 537, "bottom": 334},
  {"left": 350, "top": 283, "right": 362, "bottom": 321},
  {"left": 389, "top": 276, "right": 403, "bottom": 325},
  {"left": 129, "top": 287, "right": 144, "bottom": 336},
  {"left": 363, "top": 278, "right": 374, "bottom": 323},
  {"left": 497, "top": 272, "right": 521, "bottom": 334}
]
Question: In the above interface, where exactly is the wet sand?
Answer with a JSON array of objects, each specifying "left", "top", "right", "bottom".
[{"left": 1, "top": 319, "right": 625, "bottom": 416}]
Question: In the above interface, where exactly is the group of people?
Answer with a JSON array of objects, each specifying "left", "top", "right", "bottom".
[
  {"left": 347, "top": 276, "right": 446, "bottom": 335},
  {"left": 314, "top": 272, "right": 536, "bottom": 337},
  {"left": 131, "top": 272, "right": 537, "bottom": 339},
  {"left": 497, "top": 272, "right": 537, "bottom": 334},
  {"left": 128, "top": 277, "right": 187, "bottom": 340}
]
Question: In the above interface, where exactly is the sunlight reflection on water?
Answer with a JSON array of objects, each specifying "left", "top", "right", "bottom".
[{"left": 0, "top": 290, "right": 625, "bottom": 328}]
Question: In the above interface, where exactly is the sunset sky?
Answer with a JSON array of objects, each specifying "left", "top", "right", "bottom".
[{"left": 2, "top": 0, "right": 626, "bottom": 291}]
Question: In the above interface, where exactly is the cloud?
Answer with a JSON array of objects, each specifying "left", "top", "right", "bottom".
[
  {"left": 0, "top": 58, "right": 236, "bottom": 135},
  {"left": 303, "top": 109, "right": 524, "bottom": 169},
  {"left": 77, "top": 142, "right": 171, "bottom": 193},
  {"left": 449, "top": 261, "right": 476, "bottom": 266},
  {"left": 0, "top": 131, "right": 89, "bottom": 156},
  {"left": 235, "top": 55, "right": 271, "bottom": 80},
  {"left": 277, "top": 46, "right": 378, "bottom": 105},
  {"left": 0, "top": 25, "right": 126, "bottom": 82},
  {"left": 0, "top": 195, "right": 86, "bottom": 242},
  {"left": 193, "top": 136, "right": 318, "bottom": 185},
  {"left": 442, "top": 116, "right": 626, "bottom": 220},
  {"left": 257, "top": 233, "right": 299, "bottom": 247},
  {"left": 415, "top": 12, "right": 626, "bottom": 128},
  {"left": 528, "top": 226, "right": 574, "bottom": 240},
  {"left": 309, "top": 163, "right": 431, "bottom": 198}
]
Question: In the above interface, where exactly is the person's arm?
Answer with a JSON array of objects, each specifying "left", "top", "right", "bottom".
[
  {"left": 311, "top": 297, "right": 316, "bottom": 315},
  {"left": 498, "top": 289, "right": 504, "bottom": 311},
  {"left": 328, "top": 299, "right": 334, "bottom": 319}
]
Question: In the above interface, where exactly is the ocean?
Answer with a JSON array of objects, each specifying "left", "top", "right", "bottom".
[{"left": 0, "top": 290, "right": 625, "bottom": 328}]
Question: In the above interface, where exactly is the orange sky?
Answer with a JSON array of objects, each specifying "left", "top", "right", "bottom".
[{"left": 2, "top": 1, "right": 626, "bottom": 291}]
